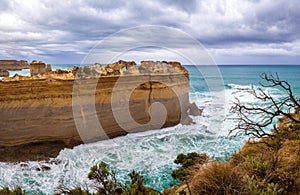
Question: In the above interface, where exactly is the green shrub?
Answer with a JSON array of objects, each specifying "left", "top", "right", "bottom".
[
  {"left": 171, "top": 152, "right": 209, "bottom": 181},
  {"left": 171, "top": 168, "right": 189, "bottom": 181},
  {"left": 174, "top": 152, "right": 208, "bottom": 168},
  {"left": 0, "top": 186, "right": 25, "bottom": 195},
  {"left": 88, "top": 162, "right": 124, "bottom": 194},
  {"left": 241, "top": 156, "right": 268, "bottom": 179},
  {"left": 122, "top": 171, "right": 161, "bottom": 195},
  {"left": 243, "top": 175, "right": 284, "bottom": 195},
  {"left": 56, "top": 161, "right": 161, "bottom": 195}
]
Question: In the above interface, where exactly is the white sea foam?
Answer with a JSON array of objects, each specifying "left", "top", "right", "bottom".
[{"left": 8, "top": 69, "right": 30, "bottom": 77}]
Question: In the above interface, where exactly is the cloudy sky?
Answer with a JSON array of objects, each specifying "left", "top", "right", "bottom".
[{"left": 0, "top": 0, "right": 300, "bottom": 64}]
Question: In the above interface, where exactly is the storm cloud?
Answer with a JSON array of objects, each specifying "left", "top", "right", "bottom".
[{"left": 0, "top": 0, "right": 299, "bottom": 64}]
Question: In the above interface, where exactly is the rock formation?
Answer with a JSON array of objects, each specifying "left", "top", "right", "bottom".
[
  {"left": 0, "top": 60, "right": 29, "bottom": 70},
  {"left": 188, "top": 102, "right": 203, "bottom": 116},
  {"left": 76, "top": 60, "right": 190, "bottom": 78},
  {"left": 30, "top": 60, "right": 52, "bottom": 76},
  {"left": 0, "top": 70, "right": 9, "bottom": 77},
  {"left": 0, "top": 60, "right": 197, "bottom": 162}
]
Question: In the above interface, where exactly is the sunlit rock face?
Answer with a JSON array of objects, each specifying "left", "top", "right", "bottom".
[
  {"left": 30, "top": 60, "right": 52, "bottom": 76},
  {"left": 0, "top": 60, "right": 197, "bottom": 162}
]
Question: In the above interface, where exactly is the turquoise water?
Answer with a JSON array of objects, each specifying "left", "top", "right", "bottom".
[
  {"left": 188, "top": 65, "right": 300, "bottom": 92},
  {"left": 1, "top": 65, "right": 300, "bottom": 194}
]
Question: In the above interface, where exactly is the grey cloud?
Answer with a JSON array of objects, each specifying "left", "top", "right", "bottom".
[
  {"left": 0, "top": 0, "right": 13, "bottom": 11},
  {"left": 191, "top": 0, "right": 300, "bottom": 46},
  {"left": 0, "top": 0, "right": 300, "bottom": 64},
  {"left": 162, "top": 0, "right": 198, "bottom": 12}
]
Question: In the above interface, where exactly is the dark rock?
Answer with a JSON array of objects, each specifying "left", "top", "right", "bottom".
[
  {"left": 19, "top": 163, "right": 29, "bottom": 168},
  {"left": 181, "top": 115, "right": 194, "bottom": 125},
  {"left": 49, "top": 159, "right": 62, "bottom": 165},
  {"left": 188, "top": 102, "right": 202, "bottom": 116},
  {"left": 41, "top": 165, "right": 51, "bottom": 171},
  {"left": 35, "top": 165, "right": 51, "bottom": 171}
]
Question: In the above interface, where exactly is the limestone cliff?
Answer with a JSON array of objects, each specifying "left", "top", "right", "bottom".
[
  {"left": 0, "top": 60, "right": 196, "bottom": 162},
  {"left": 0, "top": 60, "right": 29, "bottom": 70}
]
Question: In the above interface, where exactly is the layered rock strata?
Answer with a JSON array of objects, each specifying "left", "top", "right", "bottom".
[
  {"left": 0, "top": 60, "right": 198, "bottom": 162},
  {"left": 0, "top": 60, "right": 29, "bottom": 70}
]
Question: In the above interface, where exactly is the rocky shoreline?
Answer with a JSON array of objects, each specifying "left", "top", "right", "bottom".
[{"left": 0, "top": 60, "right": 200, "bottom": 162}]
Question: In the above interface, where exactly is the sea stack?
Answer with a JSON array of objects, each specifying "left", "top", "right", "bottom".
[{"left": 30, "top": 60, "right": 52, "bottom": 76}]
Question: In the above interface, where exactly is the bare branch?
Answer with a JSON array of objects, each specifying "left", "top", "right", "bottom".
[{"left": 229, "top": 73, "right": 300, "bottom": 140}]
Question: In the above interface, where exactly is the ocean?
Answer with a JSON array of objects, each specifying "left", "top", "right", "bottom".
[{"left": 1, "top": 65, "right": 300, "bottom": 194}]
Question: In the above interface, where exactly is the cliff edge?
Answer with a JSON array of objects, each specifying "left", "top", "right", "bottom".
[{"left": 0, "top": 60, "right": 200, "bottom": 162}]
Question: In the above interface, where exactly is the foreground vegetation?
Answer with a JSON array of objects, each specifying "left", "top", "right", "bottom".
[
  {"left": 165, "top": 120, "right": 300, "bottom": 194},
  {"left": 55, "top": 161, "right": 161, "bottom": 195},
  {"left": 165, "top": 73, "right": 300, "bottom": 194},
  {"left": 0, "top": 186, "right": 25, "bottom": 195}
]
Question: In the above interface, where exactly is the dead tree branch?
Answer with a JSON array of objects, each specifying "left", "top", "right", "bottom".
[{"left": 229, "top": 73, "right": 300, "bottom": 140}]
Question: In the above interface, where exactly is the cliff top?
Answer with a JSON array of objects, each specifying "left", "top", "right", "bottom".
[{"left": 1, "top": 60, "right": 189, "bottom": 82}]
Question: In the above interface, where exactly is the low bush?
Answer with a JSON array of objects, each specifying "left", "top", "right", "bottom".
[
  {"left": 190, "top": 163, "right": 245, "bottom": 195},
  {"left": 0, "top": 186, "right": 25, "bottom": 195}
]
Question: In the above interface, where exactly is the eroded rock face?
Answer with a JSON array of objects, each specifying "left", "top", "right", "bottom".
[
  {"left": 0, "top": 60, "right": 194, "bottom": 162},
  {"left": 140, "top": 61, "right": 181, "bottom": 74},
  {"left": 0, "top": 60, "right": 29, "bottom": 70},
  {"left": 80, "top": 60, "right": 139, "bottom": 77},
  {"left": 0, "top": 70, "right": 9, "bottom": 77},
  {"left": 77, "top": 60, "right": 189, "bottom": 79},
  {"left": 30, "top": 60, "right": 52, "bottom": 76}
]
